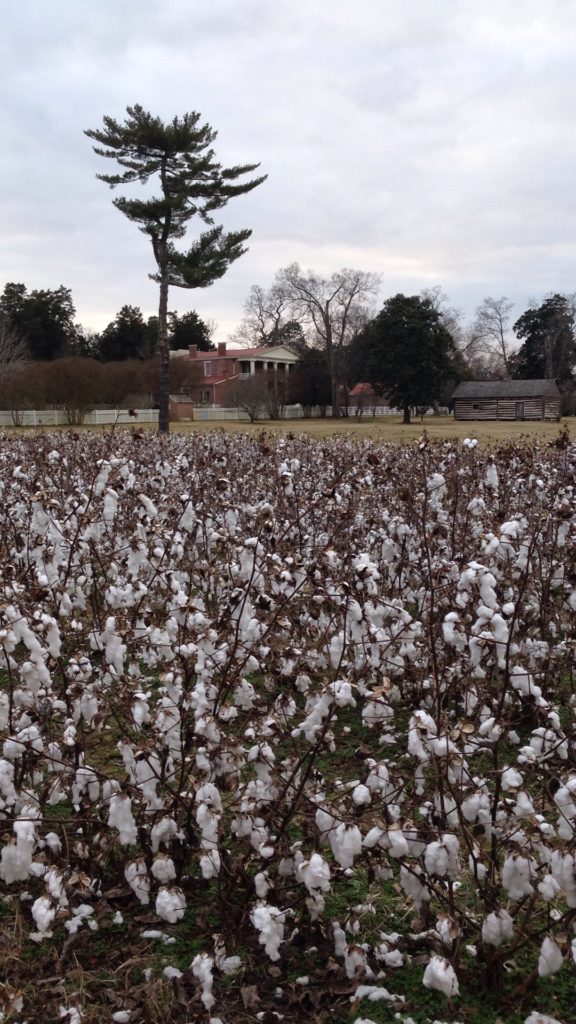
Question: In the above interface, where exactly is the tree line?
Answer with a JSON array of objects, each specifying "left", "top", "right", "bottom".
[
  {"left": 0, "top": 284, "right": 215, "bottom": 362},
  {"left": 1, "top": 102, "right": 575, "bottom": 427},
  {"left": 232, "top": 273, "right": 576, "bottom": 422},
  {"left": 2, "top": 275, "right": 575, "bottom": 425}
]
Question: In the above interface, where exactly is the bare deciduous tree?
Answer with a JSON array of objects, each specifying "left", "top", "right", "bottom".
[
  {"left": 231, "top": 374, "right": 266, "bottom": 422},
  {"left": 275, "top": 264, "right": 380, "bottom": 416},
  {"left": 231, "top": 284, "right": 301, "bottom": 348},
  {"left": 470, "top": 296, "right": 514, "bottom": 377}
]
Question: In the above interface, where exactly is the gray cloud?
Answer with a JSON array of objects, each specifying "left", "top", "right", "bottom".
[{"left": 1, "top": 0, "right": 575, "bottom": 338}]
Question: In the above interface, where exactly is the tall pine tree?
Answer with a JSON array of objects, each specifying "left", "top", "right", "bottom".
[{"left": 85, "top": 105, "right": 266, "bottom": 431}]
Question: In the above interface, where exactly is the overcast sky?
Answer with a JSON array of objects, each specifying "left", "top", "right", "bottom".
[{"left": 1, "top": 0, "right": 575, "bottom": 340}]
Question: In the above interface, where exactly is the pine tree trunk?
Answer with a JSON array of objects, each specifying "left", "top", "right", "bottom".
[
  {"left": 157, "top": 277, "right": 170, "bottom": 434},
  {"left": 403, "top": 404, "right": 411, "bottom": 424}
]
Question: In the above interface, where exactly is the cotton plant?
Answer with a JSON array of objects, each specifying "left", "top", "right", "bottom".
[{"left": 0, "top": 429, "right": 575, "bottom": 1013}]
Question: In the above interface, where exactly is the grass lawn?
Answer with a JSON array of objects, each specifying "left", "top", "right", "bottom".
[
  {"left": 170, "top": 413, "right": 575, "bottom": 446},
  {"left": 4, "top": 414, "right": 574, "bottom": 446}
]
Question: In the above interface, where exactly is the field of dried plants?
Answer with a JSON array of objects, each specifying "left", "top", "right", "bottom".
[{"left": 0, "top": 427, "right": 575, "bottom": 1024}]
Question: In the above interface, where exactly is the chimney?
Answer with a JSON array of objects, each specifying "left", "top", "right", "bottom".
[
  {"left": 218, "top": 342, "right": 227, "bottom": 357},
  {"left": 188, "top": 345, "right": 198, "bottom": 358}
]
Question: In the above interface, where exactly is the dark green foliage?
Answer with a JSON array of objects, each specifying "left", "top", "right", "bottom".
[
  {"left": 265, "top": 319, "right": 306, "bottom": 349},
  {"left": 168, "top": 309, "right": 214, "bottom": 351},
  {"left": 0, "top": 282, "right": 79, "bottom": 360},
  {"left": 511, "top": 293, "right": 576, "bottom": 382},
  {"left": 289, "top": 348, "right": 332, "bottom": 413},
  {"left": 98, "top": 305, "right": 158, "bottom": 361},
  {"left": 349, "top": 293, "right": 458, "bottom": 422},
  {"left": 85, "top": 104, "right": 266, "bottom": 432}
]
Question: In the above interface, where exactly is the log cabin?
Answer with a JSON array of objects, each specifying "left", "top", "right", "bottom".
[{"left": 452, "top": 379, "right": 561, "bottom": 421}]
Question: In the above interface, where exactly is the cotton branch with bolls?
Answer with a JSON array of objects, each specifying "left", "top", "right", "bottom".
[{"left": 85, "top": 105, "right": 266, "bottom": 432}]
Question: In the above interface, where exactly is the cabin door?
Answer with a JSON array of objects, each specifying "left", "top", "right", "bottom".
[{"left": 515, "top": 402, "right": 525, "bottom": 420}]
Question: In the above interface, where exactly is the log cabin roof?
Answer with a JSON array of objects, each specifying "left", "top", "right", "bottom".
[{"left": 452, "top": 379, "right": 561, "bottom": 399}]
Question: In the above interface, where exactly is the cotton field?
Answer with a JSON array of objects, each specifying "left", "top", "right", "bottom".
[{"left": 0, "top": 428, "right": 575, "bottom": 1023}]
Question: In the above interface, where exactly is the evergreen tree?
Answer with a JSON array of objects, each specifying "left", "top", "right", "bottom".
[
  {"left": 511, "top": 294, "right": 575, "bottom": 381},
  {"left": 350, "top": 294, "right": 457, "bottom": 423},
  {"left": 0, "top": 282, "right": 79, "bottom": 360},
  {"left": 85, "top": 105, "right": 266, "bottom": 432},
  {"left": 168, "top": 310, "right": 214, "bottom": 351},
  {"left": 288, "top": 349, "right": 332, "bottom": 415},
  {"left": 98, "top": 305, "right": 157, "bottom": 361}
]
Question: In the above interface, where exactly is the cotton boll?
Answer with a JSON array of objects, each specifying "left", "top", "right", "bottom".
[
  {"left": 151, "top": 854, "right": 177, "bottom": 883},
  {"left": 296, "top": 853, "right": 331, "bottom": 893},
  {"left": 0, "top": 758, "right": 17, "bottom": 807},
  {"left": 400, "top": 865, "right": 430, "bottom": 910},
  {"left": 254, "top": 871, "right": 270, "bottom": 898},
  {"left": 422, "top": 955, "right": 459, "bottom": 996},
  {"left": 423, "top": 834, "right": 460, "bottom": 880},
  {"left": 435, "top": 914, "right": 460, "bottom": 947},
  {"left": 192, "top": 952, "right": 215, "bottom": 1010},
  {"left": 501, "top": 767, "right": 523, "bottom": 791},
  {"left": 155, "top": 886, "right": 186, "bottom": 923},
  {"left": 485, "top": 463, "right": 498, "bottom": 492},
  {"left": 0, "top": 842, "right": 33, "bottom": 884},
  {"left": 332, "top": 920, "right": 348, "bottom": 957},
  {"left": 125, "top": 859, "right": 150, "bottom": 905},
  {"left": 352, "top": 784, "right": 371, "bottom": 807},
  {"left": 251, "top": 903, "right": 286, "bottom": 960},
  {"left": 537, "top": 936, "right": 563, "bottom": 977},
  {"left": 442, "top": 613, "right": 466, "bottom": 651},
  {"left": 514, "top": 791, "right": 536, "bottom": 818},
  {"left": 427, "top": 472, "right": 446, "bottom": 502},
  {"left": 550, "top": 851, "right": 576, "bottom": 907},
  {"left": 502, "top": 854, "right": 536, "bottom": 900},
  {"left": 329, "top": 823, "right": 362, "bottom": 869},
  {"left": 362, "top": 697, "right": 394, "bottom": 729},
  {"left": 387, "top": 828, "right": 409, "bottom": 859},
  {"left": 363, "top": 826, "right": 385, "bottom": 850},
  {"left": 538, "top": 874, "right": 561, "bottom": 902},
  {"left": 344, "top": 944, "right": 366, "bottom": 979},
  {"left": 108, "top": 794, "right": 137, "bottom": 845},
  {"left": 58, "top": 1007, "right": 82, "bottom": 1024},
  {"left": 65, "top": 904, "right": 95, "bottom": 934},
  {"left": 151, "top": 815, "right": 180, "bottom": 853},
  {"left": 329, "top": 680, "right": 356, "bottom": 707},
  {"left": 524, "top": 1014, "right": 564, "bottom": 1024},
  {"left": 481, "top": 910, "right": 514, "bottom": 946},
  {"left": 30, "top": 895, "right": 55, "bottom": 940},
  {"left": 44, "top": 832, "right": 62, "bottom": 855}
]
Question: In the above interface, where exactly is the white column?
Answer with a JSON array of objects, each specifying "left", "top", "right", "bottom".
[{"left": 250, "top": 360, "right": 255, "bottom": 375}]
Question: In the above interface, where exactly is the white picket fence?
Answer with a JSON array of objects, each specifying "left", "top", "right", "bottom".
[
  {"left": 0, "top": 405, "right": 409, "bottom": 427},
  {"left": 191, "top": 405, "right": 399, "bottom": 421},
  {"left": 0, "top": 409, "right": 159, "bottom": 427}
]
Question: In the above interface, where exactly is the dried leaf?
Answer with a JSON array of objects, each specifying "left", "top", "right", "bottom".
[{"left": 240, "top": 985, "right": 261, "bottom": 1011}]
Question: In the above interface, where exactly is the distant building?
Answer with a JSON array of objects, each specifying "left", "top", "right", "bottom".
[
  {"left": 168, "top": 394, "right": 195, "bottom": 422},
  {"left": 176, "top": 342, "right": 299, "bottom": 406},
  {"left": 348, "top": 382, "right": 378, "bottom": 406},
  {"left": 452, "top": 379, "right": 561, "bottom": 421}
]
